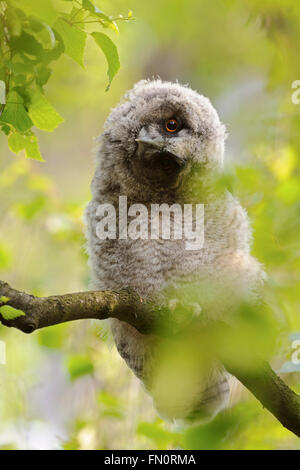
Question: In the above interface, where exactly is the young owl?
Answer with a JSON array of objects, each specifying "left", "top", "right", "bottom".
[{"left": 85, "top": 79, "right": 265, "bottom": 422}]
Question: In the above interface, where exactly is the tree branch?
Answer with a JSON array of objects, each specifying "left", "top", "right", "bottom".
[
  {"left": 213, "top": 321, "right": 300, "bottom": 438},
  {"left": 0, "top": 280, "right": 160, "bottom": 334},
  {"left": 225, "top": 359, "right": 300, "bottom": 438},
  {"left": 1, "top": 280, "right": 300, "bottom": 438}
]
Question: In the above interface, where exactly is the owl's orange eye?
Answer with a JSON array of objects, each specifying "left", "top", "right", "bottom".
[{"left": 165, "top": 118, "right": 178, "bottom": 133}]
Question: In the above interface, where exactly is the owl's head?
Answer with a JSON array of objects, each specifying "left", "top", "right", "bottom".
[{"left": 99, "top": 79, "right": 226, "bottom": 194}]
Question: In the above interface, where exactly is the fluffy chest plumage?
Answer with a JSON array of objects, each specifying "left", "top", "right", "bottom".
[{"left": 86, "top": 194, "right": 245, "bottom": 300}]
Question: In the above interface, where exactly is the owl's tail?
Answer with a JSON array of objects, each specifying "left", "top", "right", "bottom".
[{"left": 184, "top": 373, "right": 230, "bottom": 423}]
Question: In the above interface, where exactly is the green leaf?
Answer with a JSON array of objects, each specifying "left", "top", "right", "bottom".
[
  {"left": 8, "top": 131, "right": 44, "bottom": 161},
  {"left": 66, "top": 354, "right": 94, "bottom": 381},
  {"left": 13, "top": 0, "right": 57, "bottom": 27},
  {"left": 0, "top": 243, "right": 12, "bottom": 269},
  {"left": 137, "top": 422, "right": 179, "bottom": 449},
  {"left": 25, "top": 19, "right": 56, "bottom": 50},
  {"left": 276, "top": 179, "right": 300, "bottom": 205},
  {"left": 98, "top": 391, "right": 122, "bottom": 408},
  {"left": 13, "top": 75, "right": 27, "bottom": 86},
  {"left": 82, "top": 1, "right": 110, "bottom": 21},
  {"left": 6, "top": 8, "right": 23, "bottom": 37},
  {"left": 7, "top": 61, "right": 34, "bottom": 76},
  {"left": 0, "top": 124, "right": 10, "bottom": 135},
  {"left": 0, "top": 296, "right": 10, "bottom": 304},
  {"left": 0, "top": 80, "right": 6, "bottom": 104},
  {"left": 39, "top": 36, "right": 64, "bottom": 66},
  {"left": 97, "top": 391, "right": 125, "bottom": 419},
  {"left": 38, "top": 323, "right": 68, "bottom": 349},
  {"left": 11, "top": 32, "right": 44, "bottom": 58},
  {"left": 83, "top": 4, "right": 119, "bottom": 34},
  {"left": 0, "top": 305, "right": 25, "bottom": 321},
  {"left": 68, "top": 7, "right": 88, "bottom": 26},
  {"left": 28, "top": 88, "right": 64, "bottom": 131},
  {"left": 54, "top": 18, "right": 86, "bottom": 67},
  {"left": 13, "top": 194, "right": 47, "bottom": 220},
  {"left": 35, "top": 66, "right": 52, "bottom": 87},
  {"left": 91, "top": 32, "right": 120, "bottom": 90},
  {"left": 82, "top": 0, "right": 96, "bottom": 12},
  {"left": 0, "top": 91, "right": 33, "bottom": 133}
]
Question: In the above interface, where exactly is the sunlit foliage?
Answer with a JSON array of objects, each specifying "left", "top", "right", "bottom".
[{"left": 0, "top": 0, "right": 132, "bottom": 160}]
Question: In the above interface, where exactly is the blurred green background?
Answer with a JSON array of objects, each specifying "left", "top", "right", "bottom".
[{"left": 0, "top": 0, "right": 300, "bottom": 449}]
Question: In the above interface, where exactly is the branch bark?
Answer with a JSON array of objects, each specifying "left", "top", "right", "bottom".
[
  {"left": 0, "top": 280, "right": 160, "bottom": 334},
  {"left": 225, "top": 359, "right": 300, "bottom": 438},
  {"left": 1, "top": 280, "right": 300, "bottom": 438}
]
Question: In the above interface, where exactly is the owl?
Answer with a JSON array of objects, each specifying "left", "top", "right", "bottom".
[{"left": 85, "top": 79, "right": 265, "bottom": 423}]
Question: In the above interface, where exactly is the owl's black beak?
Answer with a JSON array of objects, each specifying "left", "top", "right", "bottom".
[
  {"left": 135, "top": 138, "right": 186, "bottom": 169},
  {"left": 135, "top": 137, "right": 164, "bottom": 149}
]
